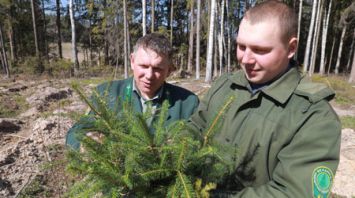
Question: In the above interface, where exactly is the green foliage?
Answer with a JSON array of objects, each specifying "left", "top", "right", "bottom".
[
  {"left": 340, "top": 116, "right": 355, "bottom": 129},
  {"left": 66, "top": 84, "right": 238, "bottom": 197},
  {"left": 46, "top": 58, "right": 72, "bottom": 77},
  {"left": 11, "top": 56, "right": 44, "bottom": 74}
]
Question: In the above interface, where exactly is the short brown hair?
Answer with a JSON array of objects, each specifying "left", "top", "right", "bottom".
[
  {"left": 243, "top": 0, "right": 297, "bottom": 43},
  {"left": 133, "top": 33, "right": 173, "bottom": 62}
]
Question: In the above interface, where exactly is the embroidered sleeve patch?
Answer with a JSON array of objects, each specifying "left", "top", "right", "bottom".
[{"left": 312, "top": 166, "right": 334, "bottom": 198}]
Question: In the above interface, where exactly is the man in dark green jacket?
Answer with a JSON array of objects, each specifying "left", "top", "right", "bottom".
[
  {"left": 66, "top": 33, "right": 199, "bottom": 150},
  {"left": 190, "top": 1, "right": 341, "bottom": 197}
]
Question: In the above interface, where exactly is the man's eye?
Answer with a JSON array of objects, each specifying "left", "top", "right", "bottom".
[
  {"left": 253, "top": 48, "right": 269, "bottom": 54},
  {"left": 153, "top": 68, "right": 163, "bottom": 72},
  {"left": 238, "top": 45, "right": 246, "bottom": 51},
  {"left": 139, "top": 65, "right": 149, "bottom": 69}
]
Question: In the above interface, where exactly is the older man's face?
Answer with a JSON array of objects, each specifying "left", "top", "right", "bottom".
[{"left": 130, "top": 47, "right": 172, "bottom": 99}]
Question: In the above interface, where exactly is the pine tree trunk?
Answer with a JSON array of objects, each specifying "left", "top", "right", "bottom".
[
  {"left": 0, "top": 50, "right": 5, "bottom": 76},
  {"left": 0, "top": 50, "right": 8, "bottom": 77},
  {"left": 89, "top": 20, "right": 93, "bottom": 66},
  {"left": 187, "top": 0, "right": 194, "bottom": 73},
  {"left": 218, "top": 0, "right": 225, "bottom": 76},
  {"left": 226, "top": 0, "right": 231, "bottom": 73},
  {"left": 69, "top": 0, "right": 79, "bottom": 76},
  {"left": 56, "top": 0, "right": 63, "bottom": 58},
  {"left": 295, "top": 0, "right": 303, "bottom": 60},
  {"left": 205, "top": 0, "right": 216, "bottom": 83},
  {"left": 195, "top": 0, "right": 201, "bottom": 80},
  {"left": 7, "top": 11, "right": 15, "bottom": 62},
  {"left": 103, "top": 0, "right": 109, "bottom": 65},
  {"left": 151, "top": 0, "right": 155, "bottom": 33},
  {"left": 31, "top": 0, "right": 40, "bottom": 58},
  {"left": 346, "top": 32, "right": 354, "bottom": 72},
  {"left": 327, "top": 39, "right": 336, "bottom": 75},
  {"left": 335, "top": 25, "right": 347, "bottom": 75},
  {"left": 320, "top": 0, "right": 332, "bottom": 75},
  {"left": 41, "top": 0, "right": 48, "bottom": 60},
  {"left": 123, "top": 0, "right": 129, "bottom": 78},
  {"left": 303, "top": 0, "right": 317, "bottom": 72},
  {"left": 349, "top": 49, "right": 355, "bottom": 83},
  {"left": 309, "top": 0, "right": 323, "bottom": 76},
  {"left": 142, "top": 0, "right": 146, "bottom": 36},
  {"left": 127, "top": 18, "right": 131, "bottom": 63},
  {"left": 0, "top": 25, "right": 10, "bottom": 78},
  {"left": 213, "top": 28, "right": 218, "bottom": 78},
  {"left": 170, "top": 0, "right": 174, "bottom": 44}
]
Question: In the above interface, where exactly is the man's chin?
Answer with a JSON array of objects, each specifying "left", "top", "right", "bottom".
[{"left": 246, "top": 75, "right": 260, "bottom": 83}]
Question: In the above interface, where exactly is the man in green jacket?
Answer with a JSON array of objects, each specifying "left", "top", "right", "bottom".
[
  {"left": 66, "top": 33, "right": 199, "bottom": 150},
  {"left": 190, "top": 1, "right": 341, "bottom": 197}
]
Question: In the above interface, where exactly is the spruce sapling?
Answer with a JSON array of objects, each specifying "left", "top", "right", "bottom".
[{"left": 66, "top": 83, "right": 238, "bottom": 197}]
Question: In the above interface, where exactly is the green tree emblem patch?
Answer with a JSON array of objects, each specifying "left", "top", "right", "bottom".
[{"left": 312, "top": 166, "right": 334, "bottom": 198}]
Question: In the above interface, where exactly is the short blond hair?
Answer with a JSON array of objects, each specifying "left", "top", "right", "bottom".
[{"left": 243, "top": 0, "right": 297, "bottom": 43}]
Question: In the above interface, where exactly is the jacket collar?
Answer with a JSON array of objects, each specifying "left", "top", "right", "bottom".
[
  {"left": 262, "top": 67, "right": 301, "bottom": 104},
  {"left": 228, "top": 67, "right": 301, "bottom": 104}
]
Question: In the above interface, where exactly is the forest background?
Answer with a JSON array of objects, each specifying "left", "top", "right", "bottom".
[
  {"left": 0, "top": 0, "right": 354, "bottom": 82},
  {"left": 1, "top": 0, "right": 355, "bottom": 197}
]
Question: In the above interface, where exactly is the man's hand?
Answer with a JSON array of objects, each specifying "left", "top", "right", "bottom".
[{"left": 79, "top": 132, "right": 105, "bottom": 152}]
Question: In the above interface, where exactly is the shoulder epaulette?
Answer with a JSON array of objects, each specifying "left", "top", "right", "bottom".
[{"left": 294, "top": 77, "right": 335, "bottom": 103}]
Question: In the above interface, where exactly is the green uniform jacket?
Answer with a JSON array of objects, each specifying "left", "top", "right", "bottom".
[
  {"left": 66, "top": 77, "right": 199, "bottom": 150},
  {"left": 190, "top": 67, "right": 341, "bottom": 198}
]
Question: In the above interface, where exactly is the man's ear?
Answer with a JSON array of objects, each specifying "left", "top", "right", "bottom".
[
  {"left": 287, "top": 37, "right": 298, "bottom": 59},
  {"left": 167, "top": 64, "right": 175, "bottom": 76}
]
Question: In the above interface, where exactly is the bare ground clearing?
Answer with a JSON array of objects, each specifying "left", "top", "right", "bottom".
[{"left": 0, "top": 77, "right": 354, "bottom": 197}]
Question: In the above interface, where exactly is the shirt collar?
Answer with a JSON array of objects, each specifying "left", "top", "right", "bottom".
[{"left": 132, "top": 80, "right": 164, "bottom": 102}]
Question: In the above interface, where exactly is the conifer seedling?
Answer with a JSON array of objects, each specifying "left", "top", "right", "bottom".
[{"left": 66, "top": 83, "right": 238, "bottom": 197}]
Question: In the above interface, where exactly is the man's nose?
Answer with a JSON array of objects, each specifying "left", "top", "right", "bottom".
[
  {"left": 241, "top": 49, "right": 255, "bottom": 64},
  {"left": 145, "top": 67, "right": 153, "bottom": 79}
]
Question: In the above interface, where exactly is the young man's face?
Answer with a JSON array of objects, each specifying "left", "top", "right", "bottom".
[
  {"left": 236, "top": 19, "right": 297, "bottom": 84},
  {"left": 130, "top": 47, "right": 172, "bottom": 99}
]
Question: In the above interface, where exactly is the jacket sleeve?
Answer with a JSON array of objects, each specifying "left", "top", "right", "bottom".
[
  {"left": 191, "top": 95, "right": 200, "bottom": 114},
  {"left": 189, "top": 75, "right": 229, "bottom": 133},
  {"left": 229, "top": 103, "right": 341, "bottom": 198},
  {"left": 65, "top": 111, "right": 95, "bottom": 150},
  {"left": 65, "top": 82, "right": 110, "bottom": 150}
]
